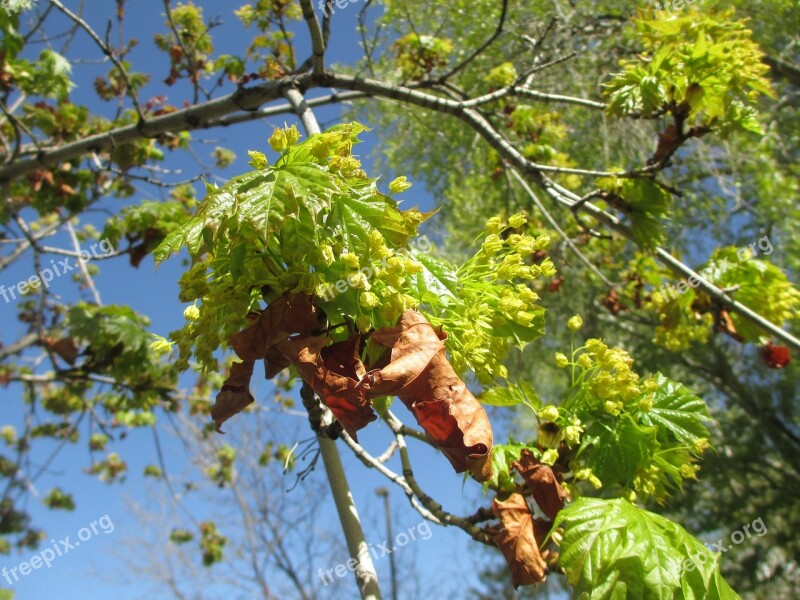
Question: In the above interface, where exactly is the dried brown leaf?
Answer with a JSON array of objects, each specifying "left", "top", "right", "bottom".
[
  {"left": 211, "top": 361, "right": 255, "bottom": 433},
  {"left": 512, "top": 448, "right": 567, "bottom": 521},
  {"left": 277, "top": 335, "right": 376, "bottom": 439},
  {"left": 43, "top": 337, "right": 79, "bottom": 365},
  {"left": 230, "top": 293, "right": 321, "bottom": 362},
  {"left": 493, "top": 493, "right": 548, "bottom": 588},
  {"left": 362, "top": 311, "right": 493, "bottom": 482}
]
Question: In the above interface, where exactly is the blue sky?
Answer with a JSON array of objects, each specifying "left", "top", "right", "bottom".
[{"left": 0, "top": 1, "right": 535, "bottom": 598}]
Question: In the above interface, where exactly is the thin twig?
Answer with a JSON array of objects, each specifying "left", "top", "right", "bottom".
[{"left": 48, "top": 0, "right": 145, "bottom": 119}]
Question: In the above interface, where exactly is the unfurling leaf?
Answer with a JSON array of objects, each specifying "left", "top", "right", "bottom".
[{"left": 493, "top": 493, "right": 548, "bottom": 588}]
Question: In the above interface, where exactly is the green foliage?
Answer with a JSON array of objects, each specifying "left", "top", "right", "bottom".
[
  {"left": 557, "top": 341, "right": 712, "bottom": 502},
  {"left": 597, "top": 177, "right": 673, "bottom": 249},
  {"left": 5, "top": 49, "right": 74, "bottom": 101},
  {"left": 66, "top": 303, "right": 175, "bottom": 405},
  {"left": 102, "top": 198, "right": 195, "bottom": 263},
  {"left": 392, "top": 33, "right": 454, "bottom": 80},
  {"left": 143, "top": 465, "right": 163, "bottom": 478},
  {"left": 0, "top": 1, "right": 796, "bottom": 595},
  {"left": 419, "top": 214, "right": 554, "bottom": 383},
  {"left": 156, "top": 125, "right": 552, "bottom": 384},
  {"left": 43, "top": 488, "right": 75, "bottom": 511},
  {"left": 485, "top": 441, "right": 541, "bottom": 494},
  {"left": 649, "top": 247, "right": 800, "bottom": 350},
  {"left": 205, "top": 444, "right": 236, "bottom": 486},
  {"left": 87, "top": 452, "right": 127, "bottom": 483},
  {"left": 480, "top": 380, "right": 540, "bottom": 410},
  {"left": 554, "top": 498, "right": 740, "bottom": 599},
  {"left": 605, "top": 8, "right": 773, "bottom": 135},
  {"left": 199, "top": 521, "right": 226, "bottom": 566},
  {"left": 169, "top": 528, "right": 195, "bottom": 545}
]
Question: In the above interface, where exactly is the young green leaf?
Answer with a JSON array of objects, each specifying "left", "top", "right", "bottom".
[{"left": 554, "top": 498, "right": 740, "bottom": 600}]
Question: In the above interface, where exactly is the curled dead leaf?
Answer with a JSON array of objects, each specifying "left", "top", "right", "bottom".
[
  {"left": 512, "top": 448, "right": 567, "bottom": 521},
  {"left": 493, "top": 493, "right": 548, "bottom": 587},
  {"left": 42, "top": 337, "right": 79, "bottom": 365},
  {"left": 230, "top": 293, "right": 322, "bottom": 363},
  {"left": 362, "top": 310, "right": 494, "bottom": 482},
  {"left": 213, "top": 294, "right": 322, "bottom": 432},
  {"left": 277, "top": 334, "right": 376, "bottom": 439}
]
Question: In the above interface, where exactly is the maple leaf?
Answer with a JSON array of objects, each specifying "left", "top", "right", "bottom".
[
  {"left": 362, "top": 310, "right": 494, "bottom": 482},
  {"left": 512, "top": 448, "right": 567, "bottom": 521},
  {"left": 493, "top": 493, "right": 549, "bottom": 588}
]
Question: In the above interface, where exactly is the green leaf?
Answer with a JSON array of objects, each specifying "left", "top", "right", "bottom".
[
  {"left": 410, "top": 249, "right": 459, "bottom": 306},
  {"left": 484, "top": 441, "right": 537, "bottom": 493},
  {"left": 480, "top": 380, "right": 540, "bottom": 410},
  {"left": 554, "top": 498, "right": 740, "bottom": 600},
  {"left": 637, "top": 374, "right": 710, "bottom": 445},
  {"left": 588, "top": 414, "right": 658, "bottom": 489}
]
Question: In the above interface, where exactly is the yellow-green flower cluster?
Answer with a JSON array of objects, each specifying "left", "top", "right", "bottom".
[
  {"left": 582, "top": 339, "right": 643, "bottom": 412},
  {"left": 573, "top": 467, "right": 602, "bottom": 489},
  {"left": 564, "top": 418, "right": 584, "bottom": 447},
  {"left": 440, "top": 212, "right": 554, "bottom": 383},
  {"left": 647, "top": 290, "right": 714, "bottom": 351},
  {"left": 632, "top": 465, "right": 661, "bottom": 498},
  {"left": 313, "top": 232, "right": 426, "bottom": 333}
]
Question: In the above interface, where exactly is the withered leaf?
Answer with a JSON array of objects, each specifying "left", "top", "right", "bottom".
[
  {"left": 43, "top": 337, "right": 79, "bottom": 365},
  {"left": 215, "top": 294, "right": 322, "bottom": 432},
  {"left": 512, "top": 448, "right": 567, "bottom": 521},
  {"left": 230, "top": 293, "right": 322, "bottom": 362},
  {"left": 211, "top": 361, "right": 255, "bottom": 433},
  {"left": 361, "top": 311, "right": 493, "bottom": 482},
  {"left": 277, "top": 334, "right": 376, "bottom": 439},
  {"left": 493, "top": 493, "right": 548, "bottom": 588}
]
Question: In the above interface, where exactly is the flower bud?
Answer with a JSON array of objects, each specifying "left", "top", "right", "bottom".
[
  {"left": 389, "top": 176, "right": 413, "bottom": 193},
  {"left": 541, "top": 448, "right": 559, "bottom": 466},
  {"left": 538, "top": 421, "right": 561, "bottom": 449},
  {"left": 567, "top": 315, "right": 583, "bottom": 331},
  {"left": 508, "top": 213, "right": 527, "bottom": 228},
  {"left": 539, "top": 404, "right": 560, "bottom": 422}
]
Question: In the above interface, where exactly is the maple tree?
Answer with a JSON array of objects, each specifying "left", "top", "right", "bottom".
[{"left": 1, "top": 1, "right": 799, "bottom": 598}]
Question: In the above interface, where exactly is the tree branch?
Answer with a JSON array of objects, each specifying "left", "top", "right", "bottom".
[
  {"left": 382, "top": 410, "right": 495, "bottom": 546},
  {"left": 298, "top": 0, "right": 326, "bottom": 76}
]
